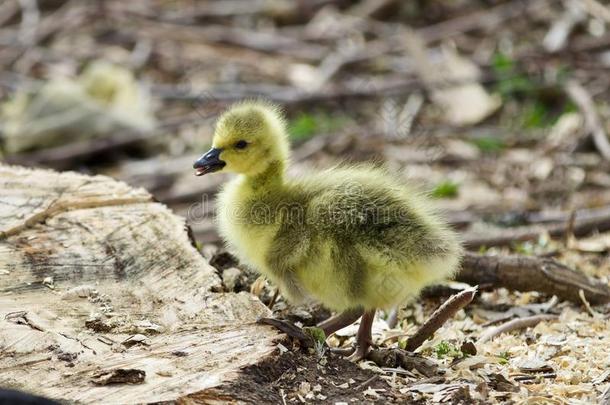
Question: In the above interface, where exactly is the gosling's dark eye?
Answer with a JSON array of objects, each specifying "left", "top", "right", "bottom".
[{"left": 235, "top": 140, "right": 248, "bottom": 150}]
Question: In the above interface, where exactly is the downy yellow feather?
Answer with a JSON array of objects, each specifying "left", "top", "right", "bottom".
[{"left": 194, "top": 100, "right": 463, "bottom": 314}]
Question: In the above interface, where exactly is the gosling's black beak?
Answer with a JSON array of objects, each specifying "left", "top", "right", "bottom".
[{"left": 193, "top": 147, "right": 226, "bottom": 176}]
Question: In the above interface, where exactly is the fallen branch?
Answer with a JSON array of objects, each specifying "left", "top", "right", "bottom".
[
  {"left": 152, "top": 77, "right": 424, "bottom": 105},
  {"left": 127, "top": 18, "right": 328, "bottom": 61},
  {"left": 4, "top": 114, "right": 203, "bottom": 169},
  {"left": 462, "top": 205, "right": 610, "bottom": 249},
  {"left": 416, "top": 0, "right": 547, "bottom": 43},
  {"left": 477, "top": 314, "right": 558, "bottom": 344},
  {"left": 457, "top": 252, "right": 610, "bottom": 305},
  {"left": 405, "top": 287, "right": 477, "bottom": 352},
  {"left": 144, "top": 0, "right": 337, "bottom": 23},
  {"left": 2, "top": 0, "right": 89, "bottom": 67}
]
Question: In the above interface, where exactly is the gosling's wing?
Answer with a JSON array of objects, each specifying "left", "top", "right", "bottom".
[
  {"left": 264, "top": 193, "right": 320, "bottom": 302},
  {"left": 305, "top": 173, "right": 456, "bottom": 263}
]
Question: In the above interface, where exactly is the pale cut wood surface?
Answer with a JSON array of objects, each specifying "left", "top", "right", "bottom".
[{"left": 0, "top": 164, "right": 280, "bottom": 404}]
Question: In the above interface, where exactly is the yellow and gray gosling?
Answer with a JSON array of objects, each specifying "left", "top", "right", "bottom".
[{"left": 193, "top": 101, "right": 463, "bottom": 360}]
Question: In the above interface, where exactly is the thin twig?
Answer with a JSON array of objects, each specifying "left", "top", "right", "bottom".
[
  {"left": 579, "top": 289, "right": 602, "bottom": 318},
  {"left": 268, "top": 288, "right": 279, "bottom": 310},
  {"left": 3, "top": 0, "right": 89, "bottom": 68},
  {"left": 379, "top": 332, "right": 410, "bottom": 345},
  {"left": 405, "top": 286, "right": 477, "bottom": 352},
  {"left": 354, "top": 375, "right": 380, "bottom": 391},
  {"left": 513, "top": 372, "right": 557, "bottom": 383},
  {"left": 17, "top": 0, "right": 39, "bottom": 46},
  {"left": 563, "top": 209, "right": 577, "bottom": 246},
  {"left": 0, "top": 0, "right": 19, "bottom": 28},
  {"left": 477, "top": 314, "right": 558, "bottom": 344},
  {"left": 601, "top": 385, "right": 610, "bottom": 405},
  {"left": 565, "top": 80, "right": 610, "bottom": 161},
  {"left": 256, "top": 318, "right": 314, "bottom": 348}
]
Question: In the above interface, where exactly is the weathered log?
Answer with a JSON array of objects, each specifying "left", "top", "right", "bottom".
[
  {"left": 457, "top": 252, "right": 610, "bottom": 305},
  {"left": 0, "top": 164, "right": 280, "bottom": 404}
]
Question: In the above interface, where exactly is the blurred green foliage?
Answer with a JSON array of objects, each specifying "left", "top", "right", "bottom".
[
  {"left": 431, "top": 180, "right": 459, "bottom": 199},
  {"left": 289, "top": 113, "right": 317, "bottom": 140},
  {"left": 492, "top": 53, "right": 535, "bottom": 98},
  {"left": 288, "top": 112, "right": 347, "bottom": 141},
  {"left": 522, "top": 100, "right": 553, "bottom": 128},
  {"left": 512, "top": 241, "right": 535, "bottom": 256},
  {"left": 492, "top": 52, "right": 574, "bottom": 130},
  {"left": 471, "top": 136, "right": 506, "bottom": 153}
]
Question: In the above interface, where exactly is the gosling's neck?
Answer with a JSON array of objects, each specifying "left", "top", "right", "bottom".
[{"left": 244, "top": 160, "right": 286, "bottom": 191}]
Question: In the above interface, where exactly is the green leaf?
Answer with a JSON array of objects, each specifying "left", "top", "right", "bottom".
[
  {"left": 302, "top": 326, "right": 326, "bottom": 345},
  {"left": 434, "top": 341, "right": 462, "bottom": 358},
  {"left": 498, "top": 351, "right": 511, "bottom": 365}
]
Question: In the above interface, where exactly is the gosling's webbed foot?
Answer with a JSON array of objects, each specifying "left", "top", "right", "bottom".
[
  {"left": 331, "top": 341, "right": 373, "bottom": 361},
  {"left": 345, "top": 309, "right": 376, "bottom": 362},
  {"left": 346, "top": 343, "right": 370, "bottom": 362},
  {"left": 259, "top": 309, "right": 377, "bottom": 362}
]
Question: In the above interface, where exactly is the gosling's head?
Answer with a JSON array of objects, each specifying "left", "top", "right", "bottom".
[
  {"left": 79, "top": 61, "right": 136, "bottom": 106},
  {"left": 193, "top": 101, "right": 289, "bottom": 177}
]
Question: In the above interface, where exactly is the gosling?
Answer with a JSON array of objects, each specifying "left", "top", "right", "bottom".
[{"left": 193, "top": 101, "right": 463, "bottom": 360}]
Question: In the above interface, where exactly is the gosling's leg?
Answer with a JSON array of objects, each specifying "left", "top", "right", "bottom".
[
  {"left": 267, "top": 288, "right": 280, "bottom": 310},
  {"left": 347, "top": 309, "right": 375, "bottom": 362},
  {"left": 317, "top": 308, "right": 364, "bottom": 336}
]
